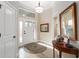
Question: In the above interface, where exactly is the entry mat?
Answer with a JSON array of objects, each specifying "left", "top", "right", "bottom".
[{"left": 24, "top": 42, "right": 47, "bottom": 54}]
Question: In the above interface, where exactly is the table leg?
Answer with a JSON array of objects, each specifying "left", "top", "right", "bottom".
[
  {"left": 76, "top": 52, "right": 78, "bottom": 58},
  {"left": 76, "top": 55, "right": 78, "bottom": 58},
  {"left": 59, "top": 51, "right": 62, "bottom": 58},
  {"left": 53, "top": 48, "right": 55, "bottom": 58}
]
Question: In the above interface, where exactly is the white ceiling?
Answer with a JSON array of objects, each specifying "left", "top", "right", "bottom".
[
  {"left": 19, "top": 1, "right": 55, "bottom": 12},
  {"left": 8, "top": 1, "right": 55, "bottom": 17}
]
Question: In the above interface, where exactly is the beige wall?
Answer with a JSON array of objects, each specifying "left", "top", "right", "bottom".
[
  {"left": 39, "top": 7, "right": 53, "bottom": 46},
  {"left": 52, "top": 1, "right": 79, "bottom": 41},
  {"left": 35, "top": 13, "right": 40, "bottom": 41},
  {"left": 39, "top": 1, "right": 79, "bottom": 46},
  {"left": 38, "top": 2, "right": 79, "bottom": 57}
]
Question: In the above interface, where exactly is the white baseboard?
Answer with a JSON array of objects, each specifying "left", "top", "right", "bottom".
[{"left": 38, "top": 41, "right": 52, "bottom": 46}]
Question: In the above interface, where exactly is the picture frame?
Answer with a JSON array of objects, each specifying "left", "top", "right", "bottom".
[
  {"left": 60, "top": 2, "right": 77, "bottom": 41},
  {"left": 40, "top": 23, "right": 49, "bottom": 32}
]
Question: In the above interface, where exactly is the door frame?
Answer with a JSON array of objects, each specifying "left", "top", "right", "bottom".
[{"left": 18, "top": 16, "right": 37, "bottom": 47}]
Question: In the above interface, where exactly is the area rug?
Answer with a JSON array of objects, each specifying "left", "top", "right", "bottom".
[{"left": 24, "top": 42, "right": 47, "bottom": 54}]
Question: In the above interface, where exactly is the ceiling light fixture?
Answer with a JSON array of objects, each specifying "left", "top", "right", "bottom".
[{"left": 35, "top": 2, "right": 43, "bottom": 13}]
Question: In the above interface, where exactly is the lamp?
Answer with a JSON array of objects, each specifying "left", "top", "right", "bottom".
[{"left": 35, "top": 2, "right": 43, "bottom": 13}]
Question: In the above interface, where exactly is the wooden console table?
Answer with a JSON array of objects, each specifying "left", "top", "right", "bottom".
[{"left": 52, "top": 40, "right": 79, "bottom": 58}]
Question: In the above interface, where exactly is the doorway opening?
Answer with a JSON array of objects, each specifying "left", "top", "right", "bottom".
[
  {"left": 19, "top": 21, "right": 23, "bottom": 43},
  {"left": 23, "top": 21, "right": 37, "bottom": 44},
  {"left": 19, "top": 19, "right": 37, "bottom": 46}
]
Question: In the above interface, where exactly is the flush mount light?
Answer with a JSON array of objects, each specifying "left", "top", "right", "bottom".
[{"left": 35, "top": 2, "right": 43, "bottom": 13}]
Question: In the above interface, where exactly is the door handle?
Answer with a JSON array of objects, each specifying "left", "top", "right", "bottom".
[{"left": 13, "top": 36, "right": 16, "bottom": 38}]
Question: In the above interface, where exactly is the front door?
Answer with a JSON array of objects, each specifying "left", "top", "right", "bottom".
[{"left": 23, "top": 21, "right": 36, "bottom": 44}]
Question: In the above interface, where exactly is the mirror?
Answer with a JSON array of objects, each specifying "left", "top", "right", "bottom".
[{"left": 60, "top": 2, "right": 77, "bottom": 41}]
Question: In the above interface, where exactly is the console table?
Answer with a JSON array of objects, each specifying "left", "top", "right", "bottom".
[{"left": 52, "top": 40, "right": 79, "bottom": 58}]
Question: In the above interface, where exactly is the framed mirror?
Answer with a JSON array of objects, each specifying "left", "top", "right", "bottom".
[{"left": 60, "top": 2, "right": 77, "bottom": 41}]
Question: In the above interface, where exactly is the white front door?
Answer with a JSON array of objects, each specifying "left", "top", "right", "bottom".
[
  {"left": 23, "top": 21, "right": 36, "bottom": 44},
  {"left": 4, "top": 3, "right": 17, "bottom": 58}
]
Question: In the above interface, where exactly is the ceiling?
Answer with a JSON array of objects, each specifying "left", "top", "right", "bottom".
[
  {"left": 8, "top": 1, "right": 55, "bottom": 17},
  {"left": 19, "top": 1, "right": 55, "bottom": 12}
]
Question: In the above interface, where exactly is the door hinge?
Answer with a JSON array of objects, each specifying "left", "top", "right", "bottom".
[
  {"left": 0, "top": 33, "right": 1, "bottom": 38},
  {"left": 0, "top": 4, "right": 2, "bottom": 8}
]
